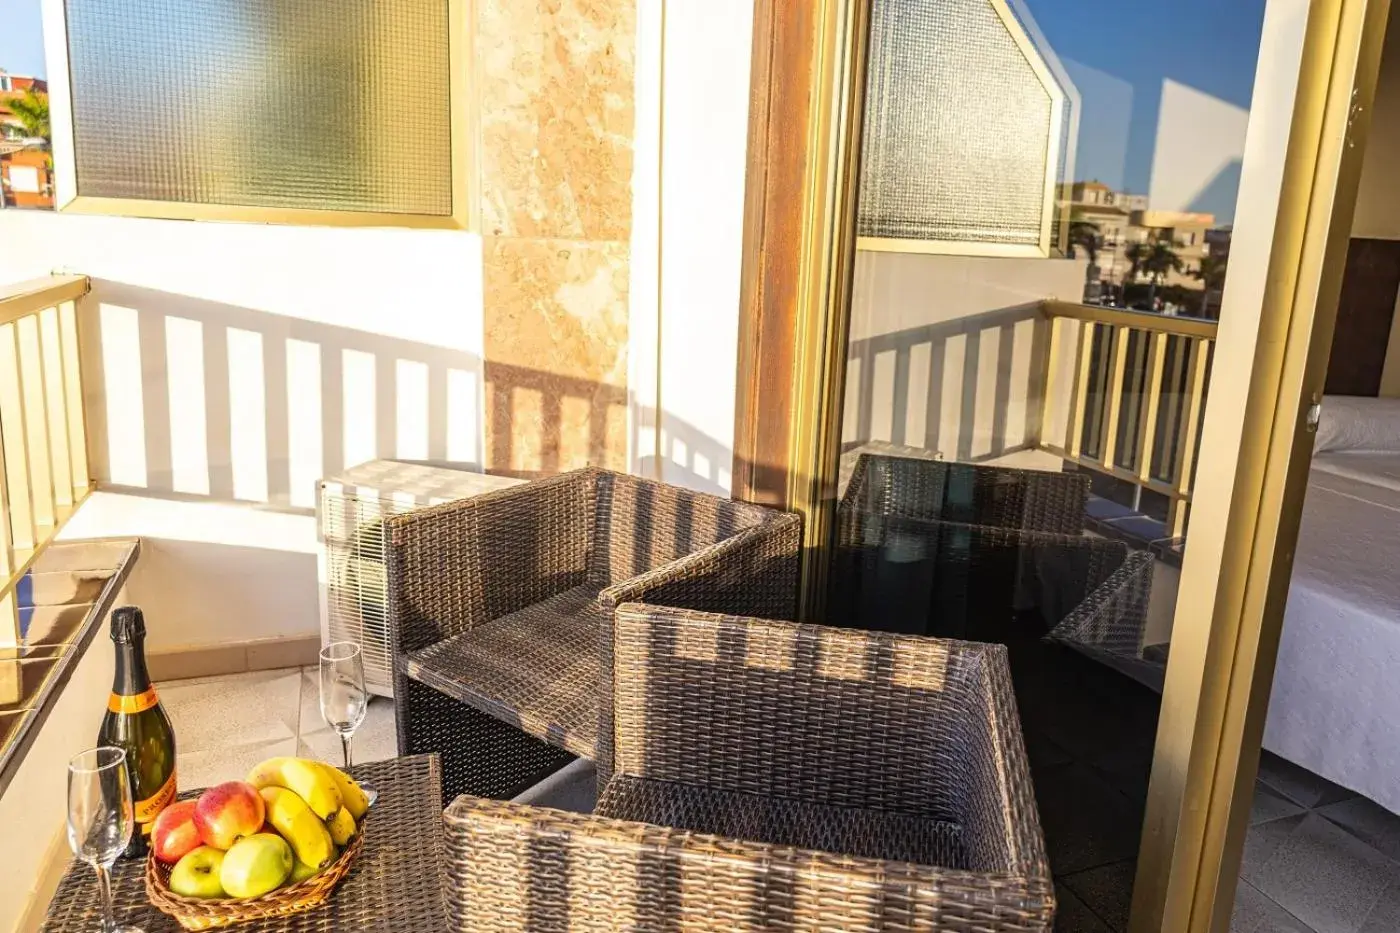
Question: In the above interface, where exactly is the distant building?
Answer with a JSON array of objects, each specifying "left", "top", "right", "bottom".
[
  {"left": 1067, "top": 180, "right": 1226, "bottom": 311},
  {"left": 0, "top": 71, "right": 54, "bottom": 209},
  {"left": 1132, "top": 209, "right": 1215, "bottom": 289},
  {"left": 0, "top": 71, "right": 47, "bottom": 95}
]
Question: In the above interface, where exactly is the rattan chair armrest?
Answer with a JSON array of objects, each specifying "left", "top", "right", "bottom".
[
  {"left": 441, "top": 795, "right": 1055, "bottom": 932},
  {"left": 384, "top": 471, "right": 595, "bottom": 656},
  {"left": 593, "top": 514, "right": 801, "bottom": 784},
  {"left": 1044, "top": 549, "right": 1154, "bottom": 659},
  {"left": 597, "top": 512, "right": 801, "bottom": 617}
]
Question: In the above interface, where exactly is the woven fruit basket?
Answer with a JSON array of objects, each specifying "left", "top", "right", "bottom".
[{"left": 145, "top": 829, "right": 364, "bottom": 930}]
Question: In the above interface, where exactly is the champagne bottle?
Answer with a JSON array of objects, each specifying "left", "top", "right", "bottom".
[{"left": 98, "top": 606, "right": 177, "bottom": 859}]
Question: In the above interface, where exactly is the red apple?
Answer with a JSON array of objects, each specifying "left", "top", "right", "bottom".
[
  {"left": 193, "top": 781, "right": 265, "bottom": 850},
  {"left": 151, "top": 800, "right": 202, "bottom": 864}
]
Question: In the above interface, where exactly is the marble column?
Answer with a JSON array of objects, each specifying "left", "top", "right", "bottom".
[{"left": 477, "top": 0, "right": 636, "bottom": 475}]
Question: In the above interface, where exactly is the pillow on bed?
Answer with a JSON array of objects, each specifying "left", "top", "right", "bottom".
[{"left": 1314, "top": 395, "right": 1400, "bottom": 453}]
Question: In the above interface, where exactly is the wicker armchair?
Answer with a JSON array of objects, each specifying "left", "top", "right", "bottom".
[
  {"left": 442, "top": 604, "right": 1054, "bottom": 932},
  {"left": 840, "top": 453, "right": 1091, "bottom": 534},
  {"left": 384, "top": 468, "right": 801, "bottom": 801},
  {"left": 837, "top": 510, "right": 1153, "bottom": 661}
]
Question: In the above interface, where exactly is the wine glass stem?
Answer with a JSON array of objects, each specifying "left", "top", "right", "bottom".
[
  {"left": 96, "top": 863, "right": 115, "bottom": 933},
  {"left": 341, "top": 733, "right": 353, "bottom": 768}
]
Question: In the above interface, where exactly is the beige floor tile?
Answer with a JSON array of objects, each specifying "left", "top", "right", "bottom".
[
  {"left": 158, "top": 668, "right": 301, "bottom": 754},
  {"left": 298, "top": 696, "right": 397, "bottom": 767},
  {"left": 177, "top": 738, "right": 299, "bottom": 791}
]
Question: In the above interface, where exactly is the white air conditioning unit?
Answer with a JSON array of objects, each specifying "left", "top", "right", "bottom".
[{"left": 316, "top": 460, "right": 521, "bottom": 697}]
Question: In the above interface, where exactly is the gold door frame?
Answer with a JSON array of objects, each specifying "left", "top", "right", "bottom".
[
  {"left": 43, "top": 0, "right": 476, "bottom": 230},
  {"left": 738, "top": 0, "right": 1392, "bottom": 929}
]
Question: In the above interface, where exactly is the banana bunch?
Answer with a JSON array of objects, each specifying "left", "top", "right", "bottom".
[{"left": 246, "top": 756, "right": 372, "bottom": 878}]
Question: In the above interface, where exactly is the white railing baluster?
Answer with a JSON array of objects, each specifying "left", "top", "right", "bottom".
[
  {"left": 40, "top": 307, "right": 74, "bottom": 507},
  {"left": 59, "top": 301, "right": 91, "bottom": 497},
  {"left": 0, "top": 274, "right": 93, "bottom": 603},
  {"left": 1040, "top": 300, "right": 1217, "bottom": 539}
]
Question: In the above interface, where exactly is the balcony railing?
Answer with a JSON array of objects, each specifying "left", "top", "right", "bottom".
[
  {"left": 0, "top": 274, "right": 93, "bottom": 638},
  {"left": 1039, "top": 299, "right": 1216, "bottom": 538}
]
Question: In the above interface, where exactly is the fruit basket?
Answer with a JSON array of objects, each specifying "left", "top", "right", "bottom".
[
  {"left": 145, "top": 828, "right": 364, "bottom": 930},
  {"left": 143, "top": 757, "right": 374, "bottom": 930}
]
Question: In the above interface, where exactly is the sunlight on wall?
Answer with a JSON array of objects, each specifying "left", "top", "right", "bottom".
[
  {"left": 97, "top": 303, "right": 146, "bottom": 487},
  {"left": 1149, "top": 78, "right": 1249, "bottom": 218},
  {"left": 227, "top": 328, "right": 268, "bottom": 502},
  {"left": 286, "top": 339, "right": 323, "bottom": 508},
  {"left": 164, "top": 316, "right": 210, "bottom": 495},
  {"left": 649, "top": 0, "right": 754, "bottom": 495},
  {"left": 340, "top": 349, "right": 378, "bottom": 471},
  {"left": 396, "top": 359, "right": 430, "bottom": 462},
  {"left": 445, "top": 368, "right": 479, "bottom": 465}
]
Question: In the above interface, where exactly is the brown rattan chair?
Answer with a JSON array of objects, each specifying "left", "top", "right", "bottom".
[
  {"left": 442, "top": 604, "right": 1054, "bottom": 932},
  {"left": 384, "top": 468, "right": 801, "bottom": 802},
  {"left": 840, "top": 453, "right": 1091, "bottom": 534},
  {"left": 837, "top": 510, "right": 1153, "bottom": 661}
]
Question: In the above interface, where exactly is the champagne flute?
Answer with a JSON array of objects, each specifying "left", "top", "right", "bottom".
[
  {"left": 67, "top": 747, "right": 143, "bottom": 933},
  {"left": 319, "top": 641, "right": 369, "bottom": 768}
]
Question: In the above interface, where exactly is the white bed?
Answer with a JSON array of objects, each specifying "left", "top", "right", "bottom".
[{"left": 1264, "top": 398, "right": 1400, "bottom": 814}]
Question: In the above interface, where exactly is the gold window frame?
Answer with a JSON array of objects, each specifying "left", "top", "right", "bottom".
[
  {"left": 46, "top": 0, "right": 475, "bottom": 230},
  {"left": 855, "top": 0, "right": 1066, "bottom": 259}
]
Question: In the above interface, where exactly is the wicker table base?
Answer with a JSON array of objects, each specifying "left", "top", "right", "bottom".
[{"left": 41, "top": 755, "right": 446, "bottom": 933}]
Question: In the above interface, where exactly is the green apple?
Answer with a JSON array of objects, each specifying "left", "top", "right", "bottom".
[
  {"left": 169, "top": 846, "right": 227, "bottom": 899},
  {"left": 288, "top": 858, "right": 320, "bottom": 885},
  {"left": 220, "top": 833, "right": 293, "bottom": 898}
]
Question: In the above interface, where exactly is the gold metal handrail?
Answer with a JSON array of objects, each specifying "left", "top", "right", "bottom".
[
  {"left": 1042, "top": 299, "right": 1221, "bottom": 340},
  {"left": 0, "top": 274, "right": 93, "bottom": 648},
  {"left": 1039, "top": 299, "right": 1217, "bottom": 538}
]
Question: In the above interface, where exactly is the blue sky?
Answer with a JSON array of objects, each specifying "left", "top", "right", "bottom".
[
  {"left": 0, "top": 0, "right": 45, "bottom": 79},
  {"left": 1024, "top": 0, "right": 1267, "bottom": 218},
  {"left": 2, "top": 0, "right": 1265, "bottom": 218}
]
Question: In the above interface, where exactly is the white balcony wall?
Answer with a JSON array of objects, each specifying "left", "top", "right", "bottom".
[
  {"left": 0, "top": 210, "right": 487, "bottom": 656},
  {"left": 630, "top": 0, "right": 754, "bottom": 494},
  {"left": 844, "top": 251, "right": 1086, "bottom": 466}
]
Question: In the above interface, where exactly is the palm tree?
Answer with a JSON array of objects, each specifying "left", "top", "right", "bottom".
[
  {"left": 1125, "top": 237, "right": 1184, "bottom": 309},
  {"left": 1068, "top": 220, "right": 1102, "bottom": 267},
  {"left": 4, "top": 89, "right": 50, "bottom": 143},
  {"left": 1124, "top": 240, "right": 1147, "bottom": 291},
  {"left": 1191, "top": 252, "right": 1229, "bottom": 318}
]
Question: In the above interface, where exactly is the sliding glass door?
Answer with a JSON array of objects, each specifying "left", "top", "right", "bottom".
[{"left": 737, "top": 0, "right": 1391, "bottom": 929}]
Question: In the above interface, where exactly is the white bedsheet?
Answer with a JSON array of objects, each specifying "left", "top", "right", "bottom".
[{"left": 1264, "top": 454, "right": 1400, "bottom": 812}]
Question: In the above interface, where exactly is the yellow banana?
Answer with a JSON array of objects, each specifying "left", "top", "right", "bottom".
[
  {"left": 319, "top": 764, "right": 371, "bottom": 820},
  {"left": 325, "top": 807, "right": 356, "bottom": 846},
  {"left": 247, "top": 757, "right": 343, "bottom": 819},
  {"left": 259, "top": 786, "right": 336, "bottom": 869}
]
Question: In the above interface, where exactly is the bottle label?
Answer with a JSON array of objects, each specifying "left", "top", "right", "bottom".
[
  {"left": 135, "top": 768, "right": 177, "bottom": 833},
  {"left": 108, "top": 685, "right": 159, "bottom": 714}
]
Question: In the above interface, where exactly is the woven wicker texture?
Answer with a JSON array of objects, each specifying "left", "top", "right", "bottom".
[
  {"left": 837, "top": 510, "right": 1153, "bottom": 661},
  {"left": 840, "top": 454, "right": 1091, "bottom": 534},
  {"left": 442, "top": 606, "right": 1053, "bottom": 932},
  {"left": 42, "top": 755, "right": 446, "bottom": 932},
  {"left": 386, "top": 468, "right": 801, "bottom": 801}
]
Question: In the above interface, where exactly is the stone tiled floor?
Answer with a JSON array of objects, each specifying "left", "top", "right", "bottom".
[
  {"left": 157, "top": 667, "right": 397, "bottom": 789},
  {"left": 157, "top": 670, "right": 1400, "bottom": 933},
  {"left": 1045, "top": 746, "right": 1400, "bottom": 933}
]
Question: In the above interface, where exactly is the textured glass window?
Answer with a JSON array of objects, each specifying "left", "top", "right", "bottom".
[
  {"left": 63, "top": 0, "right": 454, "bottom": 218},
  {"left": 858, "top": 0, "right": 1065, "bottom": 250}
]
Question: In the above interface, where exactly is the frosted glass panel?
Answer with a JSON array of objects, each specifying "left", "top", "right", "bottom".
[
  {"left": 858, "top": 0, "right": 1059, "bottom": 247},
  {"left": 64, "top": 0, "right": 453, "bottom": 216}
]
